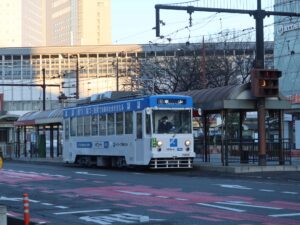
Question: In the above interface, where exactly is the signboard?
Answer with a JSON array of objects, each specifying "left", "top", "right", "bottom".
[
  {"left": 296, "top": 120, "right": 300, "bottom": 149},
  {"left": 278, "top": 22, "right": 300, "bottom": 35}
]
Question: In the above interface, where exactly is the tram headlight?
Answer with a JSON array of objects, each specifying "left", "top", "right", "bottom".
[
  {"left": 185, "top": 140, "right": 191, "bottom": 147},
  {"left": 157, "top": 140, "right": 163, "bottom": 147}
]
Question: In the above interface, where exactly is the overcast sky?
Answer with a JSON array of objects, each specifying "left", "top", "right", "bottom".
[{"left": 111, "top": 0, "right": 274, "bottom": 45}]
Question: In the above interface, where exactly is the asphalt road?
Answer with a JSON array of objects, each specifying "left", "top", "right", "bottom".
[{"left": 0, "top": 161, "right": 300, "bottom": 225}]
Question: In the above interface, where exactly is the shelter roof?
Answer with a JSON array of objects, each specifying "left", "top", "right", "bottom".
[
  {"left": 179, "top": 83, "right": 291, "bottom": 111},
  {"left": 15, "top": 108, "right": 63, "bottom": 126}
]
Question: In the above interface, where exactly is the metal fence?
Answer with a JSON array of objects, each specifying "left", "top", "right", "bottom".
[
  {"left": 224, "top": 138, "right": 292, "bottom": 165},
  {"left": 194, "top": 138, "right": 292, "bottom": 166}
]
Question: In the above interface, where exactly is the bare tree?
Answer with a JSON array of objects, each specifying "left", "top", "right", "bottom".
[{"left": 124, "top": 41, "right": 258, "bottom": 94}]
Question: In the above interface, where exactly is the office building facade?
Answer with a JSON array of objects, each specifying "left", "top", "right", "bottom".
[
  {"left": 274, "top": 0, "right": 300, "bottom": 105},
  {"left": 0, "top": 0, "right": 45, "bottom": 47},
  {"left": 46, "top": 0, "right": 111, "bottom": 46},
  {"left": 0, "top": 0, "right": 111, "bottom": 47}
]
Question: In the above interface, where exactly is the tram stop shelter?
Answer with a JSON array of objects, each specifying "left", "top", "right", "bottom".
[
  {"left": 14, "top": 108, "right": 63, "bottom": 159},
  {"left": 180, "top": 83, "right": 292, "bottom": 166}
]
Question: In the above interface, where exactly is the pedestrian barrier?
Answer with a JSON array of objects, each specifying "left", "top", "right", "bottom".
[{"left": 23, "top": 194, "right": 30, "bottom": 225}]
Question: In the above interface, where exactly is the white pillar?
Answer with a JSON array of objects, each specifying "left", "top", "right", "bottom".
[{"left": 0, "top": 205, "right": 7, "bottom": 225}]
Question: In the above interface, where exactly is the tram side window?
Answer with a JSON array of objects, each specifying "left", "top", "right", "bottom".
[
  {"left": 70, "top": 117, "right": 77, "bottom": 136},
  {"left": 99, "top": 114, "right": 106, "bottom": 136},
  {"left": 91, "top": 115, "right": 98, "bottom": 136},
  {"left": 146, "top": 114, "right": 151, "bottom": 135},
  {"left": 64, "top": 120, "right": 70, "bottom": 140},
  {"left": 125, "top": 112, "right": 133, "bottom": 134},
  {"left": 107, "top": 113, "right": 115, "bottom": 135},
  {"left": 84, "top": 116, "right": 91, "bottom": 136},
  {"left": 77, "top": 117, "right": 84, "bottom": 136},
  {"left": 116, "top": 112, "right": 123, "bottom": 135},
  {"left": 136, "top": 112, "right": 143, "bottom": 139}
]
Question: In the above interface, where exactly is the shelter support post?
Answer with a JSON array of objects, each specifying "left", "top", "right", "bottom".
[
  {"left": 50, "top": 125, "right": 54, "bottom": 158},
  {"left": 203, "top": 112, "right": 209, "bottom": 162},
  {"left": 16, "top": 127, "right": 20, "bottom": 158},
  {"left": 279, "top": 110, "right": 284, "bottom": 165},
  {"left": 56, "top": 125, "right": 60, "bottom": 157},
  {"left": 224, "top": 110, "right": 228, "bottom": 166},
  {"left": 24, "top": 126, "right": 27, "bottom": 158},
  {"left": 257, "top": 98, "right": 266, "bottom": 166}
]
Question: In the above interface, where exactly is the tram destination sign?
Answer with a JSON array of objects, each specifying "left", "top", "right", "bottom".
[{"left": 157, "top": 98, "right": 186, "bottom": 105}]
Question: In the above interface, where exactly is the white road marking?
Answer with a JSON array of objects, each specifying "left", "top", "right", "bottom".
[
  {"left": 269, "top": 213, "right": 300, "bottom": 218},
  {"left": 42, "top": 203, "right": 53, "bottom": 206},
  {"left": 155, "top": 196, "right": 169, "bottom": 199},
  {"left": 218, "top": 184, "right": 252, "bottom": 190},
  {"left": 55, "top": 206, "right": 69, "bottom": 209},
  {"left": 29, "top": 199, "right": 40, "bottom": 203},
  {"left": 175, "top": 198, "right": 188, "bottom": 201},
  {"left": 52, "top": 175, "right": 67, "bottom": 177},
  {"left": 116, "top": 190, "right": 151, "bottom": 196},
  {"left": 196, "top": 203, "right": 245, "bottom": 212},
  {"left": 54, "top": 209, "right": 111, "bottom": 215},
  {"left": 0, "top": 196, "right": 22, "bottom": 202},
  {"left": 80, "top": 213, "right": 164, "bottom": 225},
  {"left": 259, "top": 189, "right": 275, "bottom": 192},
  {"left": 216, "top": 201, "right": 282, "bottom": 210},
  {"left": 75, "top": 171, "right": 107, "bottom": 177},
  {"left": 281, "top": 191, "right": 298, "bottom": 195}
]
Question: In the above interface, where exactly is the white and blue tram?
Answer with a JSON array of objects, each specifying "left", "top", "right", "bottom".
[{"left": 63, "top": 92, "right": 195, "bottom": 169}]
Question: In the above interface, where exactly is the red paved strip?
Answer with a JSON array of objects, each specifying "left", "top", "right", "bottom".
[
  {"left": 113, "top": 203, "right": 136, "bottom": 208},
  {"left": 0, "top": 170, "right": 68, "bottom": 184},
  {"left": 271, "top": 201, "right": 300, "bottom": 211}
]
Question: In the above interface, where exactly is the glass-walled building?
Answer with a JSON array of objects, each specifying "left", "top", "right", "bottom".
[
  {"left": 0, "top": 45, "right": 144, "bottom": 111},
  {"left": 274, "top": 0, "right": 300, "bottom": 105},
  {"left": 0, "top": 42, "right": 273, "bottom": 112}
]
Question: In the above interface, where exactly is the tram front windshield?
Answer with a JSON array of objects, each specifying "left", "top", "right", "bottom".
[{"left": 153, "top": 110, "right": 192, "bottom": 134}]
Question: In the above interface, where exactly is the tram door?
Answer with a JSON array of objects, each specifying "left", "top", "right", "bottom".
[{"left": 135, "top": 112, "right": 144, "bottom": 163}]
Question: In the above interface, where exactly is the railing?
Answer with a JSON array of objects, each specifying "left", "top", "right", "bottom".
[
  {"left": 194, "top": 138, "right": 292, "bottom": 166},
  {"left": 224, "top": 138, "right": 292, "bottom": 165}
]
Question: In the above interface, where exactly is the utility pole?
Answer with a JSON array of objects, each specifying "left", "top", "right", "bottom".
[
  {"left": 76, "top": 57, "right": 79, "bottom": 99},
  {"left": 155, "top": 0, "right": 300, "bottom": 166},
  {"left": 116, "top": 57, "right": 119, "bottom": 91},
  {"left": 42, "top": 68, "right": 46, "bottom": 110}
]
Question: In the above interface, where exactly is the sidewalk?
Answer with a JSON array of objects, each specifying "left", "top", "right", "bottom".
[
  {"left": 193, "top": 154, "right": 300, "bottom": 173},
  {"left": 6, "top": 154, "right": 300, "bottom": 174}
]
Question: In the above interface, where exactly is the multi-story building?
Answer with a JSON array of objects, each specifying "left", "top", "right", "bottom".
[
  {"left": 46, "top": 0, "right": 111, "bottom": 46},
  {"left": 0, "top": 0, "right": 111, "bottom": 47},
  {"left": 0, "top": 0, "right": 45, "bottom": 47},
  {"left": 274, "top": 0, "right": 300, "bottom": 149},
  {"left": 274, "top": 0, "right": 300, "bottom": 105}
]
